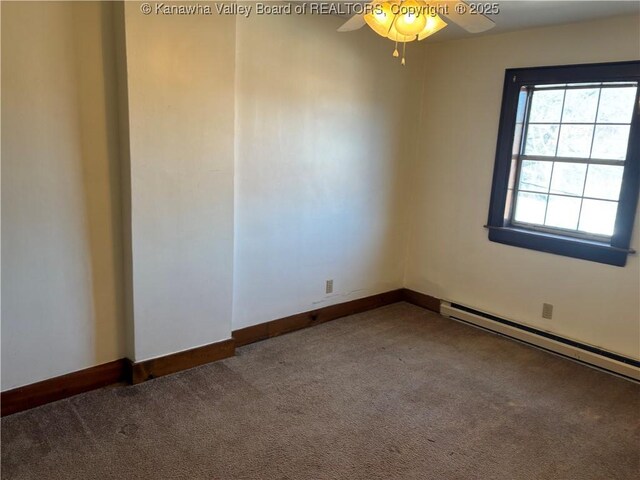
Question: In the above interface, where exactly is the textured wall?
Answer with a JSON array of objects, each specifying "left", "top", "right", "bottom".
[
  {"left": 232, "top": 13, "right": 414, "bottom": 329},
  {"left": 404, "top": 15, "right": 640, "bottom": 359},
  {"left": 1, "top": 1, "right": 125, "bottom": 389}
]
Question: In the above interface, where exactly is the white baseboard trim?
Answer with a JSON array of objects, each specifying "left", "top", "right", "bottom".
[{"left": 440, "top": 301, "right": 639, "bottom": 382}]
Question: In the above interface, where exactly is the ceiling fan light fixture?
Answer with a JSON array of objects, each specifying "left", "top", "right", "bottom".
[
  {"left": 338, "top": 0, "right": 495, "bottom": 65},
  {"left": 386, "top": 23, "right": 417, "bottom": 43},
  {"left": 394, "top": 1, "right": 427, "bottom": 36},
  {"left": 365, "top": 1, "right": 447, "bottom": 44},
  {"left": 418, "top": 14, "right": 448, "bottom": 40},
  {"left": 364, "top": 1, "right": 397, "bottom": 38},
  {"left": 362, "top": 0, "right": 448, "bottom": 65}
]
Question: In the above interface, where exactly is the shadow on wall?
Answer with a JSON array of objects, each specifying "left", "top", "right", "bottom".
[
  {"left": 232, "top": 12, "right": 421, "bottom": 326},
  {"left": 1, "top": 1, "right": 127, "bottom": 390},
  {"left": 73, "top": 1, "right": 126, "bottom": 364}
]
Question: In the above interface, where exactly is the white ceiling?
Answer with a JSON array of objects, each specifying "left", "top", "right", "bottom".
[
  {"left": 331, "top": 1, "right": 640, "bottom": 41},
  {"left": 426, "top": 1, "right": 640, "bottom": 41}
]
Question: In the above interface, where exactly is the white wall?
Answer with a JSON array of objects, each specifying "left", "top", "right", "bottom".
[
  {"left": 404, "top": 15, "right": 640, "bottom": 359},
  {"left": 232, "top": 14, "right": 414, "bottom": 329},
  {"left": 1, "top": 1, "right": 125, "bottom": 390},
  {"left": 3, "top": 4, "right": 638, "bottom": 391},
  {"left": 122, "top": 2, "right": 236, "bottom": 360}
]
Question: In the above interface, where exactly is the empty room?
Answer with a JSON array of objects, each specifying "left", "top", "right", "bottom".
[{"left": 1, "top": 0, "right": 639, "bottom": 478}]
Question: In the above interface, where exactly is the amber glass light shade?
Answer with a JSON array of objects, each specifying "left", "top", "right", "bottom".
[
  {"left": 417, "top": 15, "right": 448, "bottom": 40},
  {"left": 394, "top": 1, "right": 427, "bottom": 36},
  {"left": 364, "top": 1, "right": 447, "bottom": 44},
  {"left": 364, "top": 2, "right": 397, "bottom": 38}
]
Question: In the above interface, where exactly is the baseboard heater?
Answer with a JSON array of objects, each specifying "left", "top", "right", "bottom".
[{"left": 440, "top": 301, "right": 640, "bottom": 382}]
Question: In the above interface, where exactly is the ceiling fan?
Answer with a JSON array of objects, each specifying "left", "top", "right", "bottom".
[{"left": 337, "top": 0, "right": 496, "bottom": 64}]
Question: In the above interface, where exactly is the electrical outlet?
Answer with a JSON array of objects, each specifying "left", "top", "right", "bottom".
[
  {"left": 542, "top": 303, "right": 553, "bottom": 319},
  {"left": 325, "top": 279, "right": 333, "bottom": 294}
]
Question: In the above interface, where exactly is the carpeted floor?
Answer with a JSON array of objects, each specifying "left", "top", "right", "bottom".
[{"left": 2, "top": 303, "right": 639, "bottom": 479}]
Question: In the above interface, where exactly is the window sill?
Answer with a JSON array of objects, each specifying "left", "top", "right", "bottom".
[{"left": 486, "top": 226, "right": 633, "bottom": 267}]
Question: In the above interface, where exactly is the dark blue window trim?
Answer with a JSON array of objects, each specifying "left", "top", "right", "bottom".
[{"left": 487, "top": 61, "right": 640, "bottom": 267}]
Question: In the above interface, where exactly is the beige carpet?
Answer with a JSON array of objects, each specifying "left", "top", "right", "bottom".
[{"left": 2, "top": 303, "right": 639, "bottom": 479}]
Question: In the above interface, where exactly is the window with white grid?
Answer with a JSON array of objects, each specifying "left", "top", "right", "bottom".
[{"left": 510, "top": 82, "right": 637, "bottom": 239}]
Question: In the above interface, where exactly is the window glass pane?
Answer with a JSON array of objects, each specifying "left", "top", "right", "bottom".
[
  {"left": 504, "top": 188, "right": 514, "bottom": 220},
  {"left": 591, "top": 125, "right": 631, "bottom": 160},
  {"left": 514, "top": 192, "right": 547, "bottom": 224},
  {"left": 596, "top": 87, "right": 637, "bottom": 123},
  {"left": 549, "top": 162, "right": 587, "bottom": 196},
  {"left": 508, "top": 159, "right": 518, "bottom": 190},
  {"left": 556, "top": 125, "right": 593, "bottom": 158},
  {"left": 512, "top": 123, "right": 524, "bottom": 155},
  {"left": 516, "top": 89, "right": 528, "bottom": 123},
  {"left": 518, "top": 160, "right": 552, "bottom": 192},
  {"left": 583, "top": 165, "right": 624, "bottom": 201},
  {"left": 578, "top": 199, "right": 617, "bottom": 236},
  {"left": 529, "top": 90, "right": 564, "bottom": 123},
  {"left": 562, "top": 88, "right": 599, "bottom": 123},
  {"left": 545, "top": 195, "right": 581, "bottom": 230},
  {"left": 524, "top": 125, "right": 559, "bottom": 156}
]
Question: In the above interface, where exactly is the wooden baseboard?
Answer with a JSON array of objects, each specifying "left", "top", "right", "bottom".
[
  {"left": 3, "top": 288, "right": 432, "bottom": 415},
  {"left": 402, "top": 288, "right": 440, "bottom": 313},
  {"left": 128, "top": 338, "right": 235, "bottom": 385},
  {"left": 233, "top": 289, "right": 405, "bottom": 347},
  {"left": 1, "top": 359, "right": 128, "bottom": 417}
]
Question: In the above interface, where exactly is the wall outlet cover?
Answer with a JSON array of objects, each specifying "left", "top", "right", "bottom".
[{"left": 325, "top": 280, "right": 334, "bottom": 294}]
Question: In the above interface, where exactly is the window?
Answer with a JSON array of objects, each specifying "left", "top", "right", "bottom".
[{"left": 487, "top": 62, "right": 640, "bottom": 266}]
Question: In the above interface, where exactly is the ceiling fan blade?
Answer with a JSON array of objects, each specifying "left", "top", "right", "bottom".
[
  {"left": 337, "top": 14, "right": 366, "bottom": 32},
  {"left": 443, "top": 1, "right": 496, "bottom": 33}
]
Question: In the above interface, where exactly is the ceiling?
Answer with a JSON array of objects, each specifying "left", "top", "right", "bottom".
[
  {"left": 330, "top": 1, "right": 640, "bottom": 41},
  {"left": 425, "top": 1, "right": 640, "bottom": 41}
]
